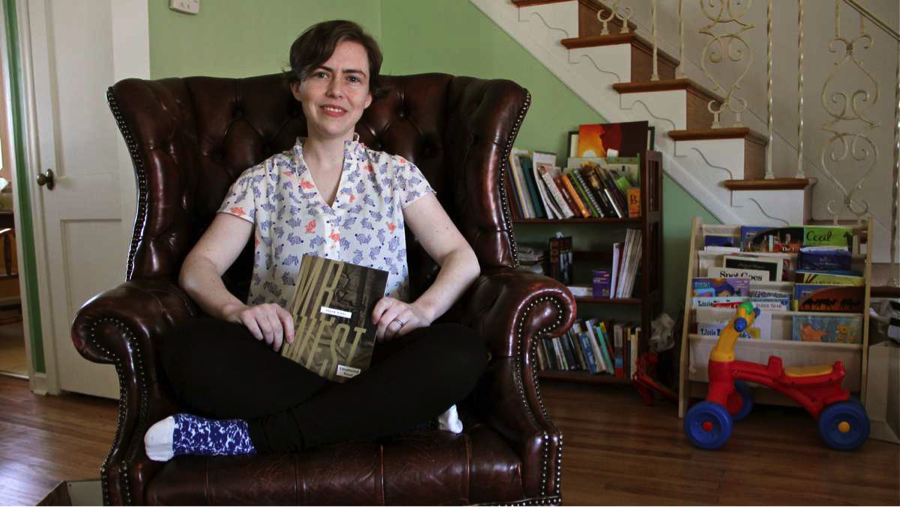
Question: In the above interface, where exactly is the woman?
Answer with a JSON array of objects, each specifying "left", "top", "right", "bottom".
[{"left": 145, "top": 20, "right": 486, "bottom": 461}]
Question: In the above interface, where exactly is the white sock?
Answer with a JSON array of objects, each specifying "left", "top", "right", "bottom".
[
  {"left": 437, "top": 404, "right": 463, "bottom": 434},
  {"left": 145, "top": 416, "right": 176, "bottom": 462}
]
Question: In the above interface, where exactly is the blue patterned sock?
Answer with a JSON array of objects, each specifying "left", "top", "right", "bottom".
[{"left": 172, "top": 413, "right": 257, "bottom": 457}]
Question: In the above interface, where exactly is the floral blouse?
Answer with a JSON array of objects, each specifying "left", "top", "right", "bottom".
[{"left": 218, "top": 136, "right": 435, "bottom": 307}]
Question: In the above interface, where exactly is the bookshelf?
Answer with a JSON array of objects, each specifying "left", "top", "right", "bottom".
[
  {"left": 677, "top": 218, "right": 874, "bottom": 417},
  {"left": 512, "top": 150, "right": 663, "bottom": 385}
]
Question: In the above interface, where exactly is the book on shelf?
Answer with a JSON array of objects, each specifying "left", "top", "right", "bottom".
[
  {"left": 741, "top": 225, "right": 857, "bottom": 253},
  {"left": 567, "top": 285, "right": 593, "bottom": 297},
  {"left": 565, "top": 168, "right": 600, "bottom": 217},
  {"left": 723, "top": 255, "right": 783, "bottom": 283},
  {"left": 793, "top": 284, "right": 865, "bottom": 312},
  {"left": 537, "top": 164, "right": 575, "bottom": 218},
  {"left": 514, "top": 150, "right": 546, "bottom": 219},
  {"left": 280, "top": 255, "right": 388, "bottom": 383},
  {"left": 707, "top": 266, "right": 771, "bottom": 282},
  {"left": 559, "top": 172, "right": 590, "bottom": 218},
  {"left": 533, "top": 152, "right": 561, "bottom": 219},
  {"left": 612, "top": 323, "right": 626, "bottom": 379},
  {"left": 792, "top": 314, "right": 862, "bottom": 344},
  {"left": 610, "top": 242, "right": 622, "bottom": 299},
  {"left": 795, "top": 270, "right": 864, "bottom": 286},
  {"left": 696, "top": 307, "right": 773, "bottom": 340},
  {"left": 691, "top": 277, "right": 750, "bottom": 297},
  {"left": 692, "top": 296, "right": 747, "bottom": 308},
  {"left": 627, "top": 188, "right": 640, "bottom": 218},
  {"left": 508, "top": 150, "right": 533, "bottom": 218},
  {"left": 615, "top": 229, "right": 642, "bottom": 298},
  {"left": 578, "top": 165, "right": 618, "bottom": 218},
  {"left": 798, "top": 247, "right": 852, "bottom": 271},
  {"left": 549, "top": 234, "right": 574, "bottom": 286}
]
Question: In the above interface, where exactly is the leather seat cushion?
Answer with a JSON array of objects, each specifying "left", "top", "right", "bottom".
[{"left": 145, "top": 423, "right": 525, "bottom": 505}]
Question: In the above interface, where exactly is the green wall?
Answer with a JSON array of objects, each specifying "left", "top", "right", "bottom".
[
  {"left": 147, "top": 0, "right": 720, "bottom": 316},
  {"left": 149, "top": 0, "right": 381, "bottom": 79}
]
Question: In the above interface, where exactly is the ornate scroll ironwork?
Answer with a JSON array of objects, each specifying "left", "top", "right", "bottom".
[
  {"left": 596, "top": 0, "right": 633, "bottom": 36},
  {"left": 819, "top": 0, "right": 879, "bottom": 224},
  {"left": 698, "top": 0, "right": 755, "bottom": 128}
]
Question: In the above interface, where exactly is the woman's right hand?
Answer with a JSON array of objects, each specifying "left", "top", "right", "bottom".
[{"left": 222, "top": 303, "right": 295, "bottom": 351}]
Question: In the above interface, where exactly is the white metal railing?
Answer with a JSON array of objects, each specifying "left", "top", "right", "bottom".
[{"left": 595, "top": 0, "right": 899, "bottom": 285}]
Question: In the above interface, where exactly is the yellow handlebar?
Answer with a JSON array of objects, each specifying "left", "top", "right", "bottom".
[{"left": 710, "top": 301, "right": 759, "bottom": 363}]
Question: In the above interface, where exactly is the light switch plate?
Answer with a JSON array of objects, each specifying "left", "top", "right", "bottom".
[{"left": 169, "top": 0, "right": 200, "bottom": 15}]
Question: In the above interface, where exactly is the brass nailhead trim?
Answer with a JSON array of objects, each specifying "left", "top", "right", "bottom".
[
  {"left": 107, "top": 88, "right": 148, "bottom": 282},
  {"left": 514, "top": 295, "right": 567, "bottom": 500},
  {"left": 499, "top": 90, "right": 531, "bottom": 268}
]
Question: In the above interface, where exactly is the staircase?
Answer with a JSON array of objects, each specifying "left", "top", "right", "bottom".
[{"left": 471, "top": 0, "right": 897, "bottom": 270}]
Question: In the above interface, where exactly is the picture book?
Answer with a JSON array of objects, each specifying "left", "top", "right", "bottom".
[
  {"left": 280, "top": 255, "right": 389, "bottom": 383},
  {"left": 740, "top": 226, "right": 771, "bottom": 250},
  {"left": 795, "top": 270, "right": 864, "bottom": 286},
  {"left": 750, "top": 297, "right": 791, "bottom": 311},
  {"left": 803, "top": 226, "right": 854, "bottom": 249},
  {"left": 792, "top": 315, "right": 862, "bottom": 344},
  {"left": 691, "top": 278, "right": 750, "bottom": 297},
  {"left": 696, "top": 307, "right": 772, "bottom": 340},
  {"left": 576, "top": 121, "right": 649, "bottom": 158},
  {"left": 707, "top": 266, "right": 771, "bottom": 282},
  {"left": 705, "top": 234, "right": 739, "bottom": 248},
  {"left": 793, "top": 284, "right": 865, "bottom": 312},
  {"left": 748, "top": 287, "right": 792, "bottom": 299},
  {"left": 745, "top": 226, "right": 804, "bottom": 253},
  {"left": 723, "top": 255, "right": 783, "bottom": 282},
  {"left": 692, "top": 296, "right": 748, "bottom": 308},
  {"left": 798, "top": 247, "right": 852, "bottom": 271}
]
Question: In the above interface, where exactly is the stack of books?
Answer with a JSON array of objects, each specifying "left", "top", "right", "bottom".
[{"left": 536, "top": 318, "right": 640, "bottom": 380}]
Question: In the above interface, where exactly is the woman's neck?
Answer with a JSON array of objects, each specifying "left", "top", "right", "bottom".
[{"left": 303, "top": 135, "right": 350, "bottom": 173}]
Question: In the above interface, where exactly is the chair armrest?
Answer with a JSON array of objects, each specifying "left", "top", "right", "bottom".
[
  {"left": 71, "top": 278, "right": 199, "bottom": 506},
  {"left": 462, "top": 268, "right": 575, "bottom": 500}
]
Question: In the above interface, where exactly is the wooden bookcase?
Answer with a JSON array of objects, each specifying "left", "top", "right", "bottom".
[
  {"left": 512, "top": 150, "right": 663, "bottom": 385},
  {"left": 677, "top": 218, "right": 874, "bottom": 417}
]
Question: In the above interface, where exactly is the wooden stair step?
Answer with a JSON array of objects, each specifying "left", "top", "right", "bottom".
[
  {"left": 668, "top": 127, "right": 768, "bottom": 180},
  {"left": 611, "top": 80, "right": 722, "bottom": 131},
  {"left": 722, "top": 178, "right": 813, "bottom": 191},
  {"left": 563, "top": 33, "right": 678, "bottom": 82}
]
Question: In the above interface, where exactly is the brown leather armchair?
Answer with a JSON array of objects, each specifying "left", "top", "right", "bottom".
[{"left": 72, "top": 73, "right": 575, "bottom": 505}]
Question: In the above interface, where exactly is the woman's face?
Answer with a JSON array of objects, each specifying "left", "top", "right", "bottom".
[{"left": 292, "top": 40, "right": 373, "bottom": 143}]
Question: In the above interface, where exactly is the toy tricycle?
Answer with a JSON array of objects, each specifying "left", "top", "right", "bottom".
[{"left": 684, "top": 301, "right": 870, "bottom": 451}]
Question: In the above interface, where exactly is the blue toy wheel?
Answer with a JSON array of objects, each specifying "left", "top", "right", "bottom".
[
  {"left": 685, "top": 401, "right": 733, "bottom": 450},
  {"left": 818, "top": 401, "right": 870, "bottom": 451},
  {"left": 731, "top": 381, "right": 754, "bottom": 422}
]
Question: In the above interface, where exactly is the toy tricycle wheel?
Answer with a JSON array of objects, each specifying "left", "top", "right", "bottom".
[
  {"left": 818, "top": 401, "right": 870, "bottom": 451},
  {"left": 729, "top": 381, "right": 754, "bottom": 422},
  {"left": 685, "top": 401, "right": 733, "bottom": 450}
]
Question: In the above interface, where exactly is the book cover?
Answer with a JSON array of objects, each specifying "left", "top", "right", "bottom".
[
  {"left": 792, "top": 315, "right": 862, "bottom": 344},
  {"left": 592, "top": 269, "right": 611, "bottom": 298},
  {"left": 795, "top": 270, "right": 864, "bottom": 286},
  {"left": 798, "top": 247, "right": 852, "bottom": 271},
  {"left": 517, "top": 153, "right": 546, "bottom": 218},
  {"left": 794, "top": 284, "right": 866, "bottom": 312},
  {"left": 739, "top": 226, "right": 771, "bottom": 251},
  {"left": 584, "top": 320, "right": 609, "bottom": 373},
  {"left": 743, "top": 226, "right": 804, "bottom": 253},
  {"left": 610, "top": 242, "right": 622, "bottom": 298},
  {"left": 749, "top": 287, "right": 792, "bottom": 299},
  {"left": 751, "top": 297, "right": 791, "bottom": 311},
  {"left": 692, "top": 277, "right": 750, "bottom": 297},
  {"left": 627, "top": 188, "right": 640, "bottom": 217},
  {"left": 576, "top": 121, "right": 650, "bottom": 158},
  {"left": 551, "top": 337, "right": 567, "bottom": 370},
  {"left": 280, "top": 255, "right": 389, "bottom": 383},
  {"left": 696, "top": 307, "right": 773, "bottom": 340},
  {"left": 533, "top": 153, "right": 561, "bottom": 219},
  {"left": 538, "top": 165, "right": 575, "bottom": 218},
  {"left": 723, "top": 255, "right": 783, "bottom": 283},
  {"left": 578, "top": 165, "right": 615, "bottom": 217},
  {"left": 549, "top": 235, "right": 574, "bottom": 285},
  {"left": 509, "top": 151, "right": 534, "bottom": 218},
  {"left": 577, "top": 332, "right": 600, "bottom": 373},
  {"left": 707, "top": 266, "right": 771, "bottom": 282},
  {"left": 705, "top": 234, "right": 739, "bottom": 248},
  {"left": 559, "top": 173, "right": 590, "bottom": 217},
  {"left": 804, "top": 226, "right": 854, "bottom": 249},
  {"left": 593, "top": 322, "right": 615, "bottom": 375},
  {"left": 692, "top": 296, "right": 748, "bottom": 308},
  {"left": 613, "top": 323, "right": 625, "bottom": 379},
  {"left": 554, "top": 175, "right": 583, "bottom": 217},
  {"left": 570, "top": 168, "right": 603, "bottom": 217},
  {"left": 595, "top": 166, "right": 628, "bottom": 216}
]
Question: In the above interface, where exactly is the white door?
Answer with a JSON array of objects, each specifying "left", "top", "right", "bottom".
[{"left": 22, "top": 0, "right": 148, "bottom": 398}]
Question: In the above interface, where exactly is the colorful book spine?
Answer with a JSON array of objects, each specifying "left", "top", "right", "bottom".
[
  {"left": 570, "top": 168, "right": 603, "bottom": 217},
  {"left": 509, "top": 152, "right": 534, "bottom": 218},
  {"left": 518, "top": 155, "right": 546, "bottom": 218},
  {"left": 539, "top": 166, "right": 575, "bottom": 218},
  {"left": 560, "top": 172, "right": 591, "bottom": 217}
]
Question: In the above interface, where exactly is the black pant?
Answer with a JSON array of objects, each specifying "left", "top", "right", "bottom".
[{"left": 160, "top": 318, "right": 487, "bottom": 453}]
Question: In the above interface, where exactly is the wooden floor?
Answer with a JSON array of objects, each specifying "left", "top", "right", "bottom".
[{"left": 0, "top": 375, "right": 897, "bottom": 505}]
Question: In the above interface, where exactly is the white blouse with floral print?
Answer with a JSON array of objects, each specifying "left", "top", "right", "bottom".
[{"left": 218, "top": 136, "right": 435, "bottom": 307}]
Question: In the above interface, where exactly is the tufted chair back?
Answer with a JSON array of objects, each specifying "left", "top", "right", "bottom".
[{"left": 108, "top": 73, "right": 527, "bottom": 303}]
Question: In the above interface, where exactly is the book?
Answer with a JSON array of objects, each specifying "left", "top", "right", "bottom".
[
  {"left": 707, "top": 266, "right": 771, "bottom": 282},
  {"left": 516, "top": 152, "right": 546, "bottom": 218},
  {"left": 576, "top": 121, "right": 650, "bottom": 158},
  {"left": 743, "top": 226, "right": 804, "bottom": 253},
  {"left": 751, "top": 297, "right": 790, "bottom": 311},
  {"left": 627, "top": 188, "right": 640, "bottom": 217},
  {"left": 696, "top": 307, "right": 773, "bottom": 340},
  {"left": 613, "top": 323, "right": 625, "bottom": 378},
  {"left": 592, "top": 269, "right": 611, "bottom": 298},
  {"left": 559, "top": 172, "right": 590, "bottom": 217},
  {"left": 549, "top": 235, "right": 574, "bottom": 285},
  {"left": 569, "top": 168, "right": 603, "bottom": 217},
  {"left": 705, "top": 234, "right": 739, "bottom": 248},
  {"left": 798, "top": 247, "right": 852, "bottom": 271},
  {"left": 554, "top": 175, "right": 583, "bottom": 217},
  {"left": 593, "top": 321, "right": 615, "bottom": 375},
  {"left": 595, "top": 166, "right": 628, "bottom": 217},
  {"left": 584, "top": 319, "right": 609, "bottom": 373},
  {"left": 795, "top": 270, "right": 864, "bottom": 286},
  {"left": 792, "top": 315, "right": 862, "bottom": 344},
  {"left": 538, "top": 165, "right": 575, "bottom": 218},
  {"left": 723, "top": 255, "right": 783, "bottom": 283},
  {"left": 533, "top": 152, "right": 561, "bottom": 219},
  {"left": 793, "top": 284, "right": 865, "bottom": 312},
  {"left": 280, "top": 255, "right": 389, "bottom": 383},
  {"left": 749, "top": 287, "right": 792, "bottom": 299},
  {"left": 691, "top": 277, "right": 750, "bottom": 297},
  {"left": 692, "top": 296, "right": 748, "bottom": 308},
  {"left": 803, "top": 226, "right": 854, "bottom": 249},
  {"left": 509, "top": 151, "right": 534, "bottom": 218},
  {"left": 579, "top": 165, "right": 616, "bottom": 217},
  {"left": 610, "top": 242, "right": 622, "bottom": 299},
  {"left": 617, "top": 229, "right": 642, "bottom": 298}
]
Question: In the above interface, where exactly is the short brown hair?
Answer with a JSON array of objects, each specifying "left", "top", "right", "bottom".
[{"left": 286, "top": 20, "right": 383, "bottom": 96}]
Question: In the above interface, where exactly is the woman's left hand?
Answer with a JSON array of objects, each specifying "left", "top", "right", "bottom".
[{"left": 372, "top": 297, "right": 432, "bottom": 342}]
